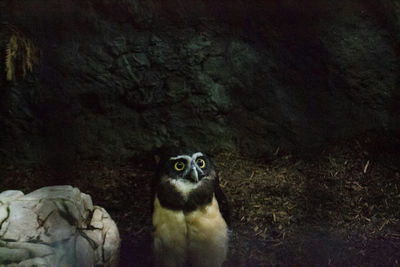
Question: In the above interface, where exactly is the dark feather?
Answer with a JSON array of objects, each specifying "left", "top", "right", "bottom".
[{"left": 214, "top": 174, "right": 232, "bottom": 228}]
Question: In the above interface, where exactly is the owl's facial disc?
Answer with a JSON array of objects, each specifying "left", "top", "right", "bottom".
[{"left": 170, "top": 152, "right": 205, "bottom": 183}]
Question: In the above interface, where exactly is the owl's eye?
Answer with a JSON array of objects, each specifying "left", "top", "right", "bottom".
[
  {"left": 196, "top": 158, "right": 206, "bottom": 168},
  {"left": 174, "top": 161, "right": 185, "bottom": 171}
]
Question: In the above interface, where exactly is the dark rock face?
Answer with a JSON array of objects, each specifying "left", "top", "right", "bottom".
[{"left": 1, "top": 0, "right": 399, "bottom": 164}]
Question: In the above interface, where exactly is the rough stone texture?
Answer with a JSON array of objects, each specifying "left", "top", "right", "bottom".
[
  {"left": 0, "top": 185, "right": 120, "bottom": 266},
  {"left": 0, "top": 0, "right": 400, "bottom": 164}
]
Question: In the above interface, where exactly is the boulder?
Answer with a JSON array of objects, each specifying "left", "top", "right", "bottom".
[{"left": 0, "top": 185, "right": 120, "bottom": 266}]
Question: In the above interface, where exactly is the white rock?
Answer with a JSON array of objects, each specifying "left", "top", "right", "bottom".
[
  {"left": 22, "top": 185, "right": 74, "bottom": 200},
  {"left": 100, "top": 207, "right": 120, "bottom": 266},
  {"left": 0, "top": 247, "right": 30, "bottom": 263},
  {"left": 0, "top": 190, "right": 24, "bottom": 203},
  {"left": 0, "top": 205, "right": 8, "bottom": 225},
  {"left": 16, "top": 256, "right": 48, "bottom": 267},
  {"left": 90, "top": 208, "right": 104, "bottom": 229},
  {"left": 34, "top": 200, "right": 56, "bottom": 223},
  {"left": 0, "top": 220, "right": 9, "bottom": 237},
  {"left": 82, "top": 192, "right": 94, "bottom": 211},
  {"left": 83, "top": 229, "right": 104, "bottom": 261},
  {"left": 75, "top": 235, "right": 95, "bottom": 266},
  {"left": 0, "top": 185, "right": 120, "bottom": 266},
  {"left": 2, "top": 201, "right": 40, "bottom": 241},
  {"left": 1, "top": 240, "right": 53, "bottom": 257}
]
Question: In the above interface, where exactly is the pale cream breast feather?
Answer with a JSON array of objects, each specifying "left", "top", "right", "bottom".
[
  {"left": 153, "top": 195, "right": 228, "bottom": 267},
  {"left": 153, "top": 197, "right": 187, "bottom": 267}
]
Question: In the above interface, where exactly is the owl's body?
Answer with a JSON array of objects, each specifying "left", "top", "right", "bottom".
[{"left": 152, "top": 151, "right": 229, "bottom": 267}]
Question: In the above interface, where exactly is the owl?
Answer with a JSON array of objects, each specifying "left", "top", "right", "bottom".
[{"left": 151, "top": 150, "right": 230, "bottom": 267}]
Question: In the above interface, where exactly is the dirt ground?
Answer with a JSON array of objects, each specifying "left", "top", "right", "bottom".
[{"left": 1, "top": 131, "right": 400, "bottom": 266}]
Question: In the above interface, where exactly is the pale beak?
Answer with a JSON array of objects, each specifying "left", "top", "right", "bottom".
[{"left": 190, "top": 167, "right": 199, "bottom": 182}]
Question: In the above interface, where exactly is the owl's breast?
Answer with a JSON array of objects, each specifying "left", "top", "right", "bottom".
[
  {"left": 153, "top": 195, "right": 228, "bottom": 267},
  {"left": 153, "top": 197, "right": 187, "bottom": 267},
  {"left": 184, "top": 196, "right": 229, "bottom": 266}
]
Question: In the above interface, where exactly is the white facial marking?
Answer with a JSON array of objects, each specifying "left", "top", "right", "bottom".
[
  {"left": 169, "top": 152, "right": 205, "bottom": 181},
  {"left": 171, "top": 179, "right": 198, "bottom": 197},
  {"left": 170, "top": 155, "right": 192, "bottom": 161},
  {"left": 191, "top": 152, "right": 203, "bottom": 160},
  {"left": 192, "top": 152, "right": 205, "bottom": 175}
]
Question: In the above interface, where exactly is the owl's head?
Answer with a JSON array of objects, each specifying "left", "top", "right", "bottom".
[
  {"left": 153, "top": 149, "right": 222, "bottom": 212},
  {"left": 160, "top": 151, "right": 214, "bottom": 184}
]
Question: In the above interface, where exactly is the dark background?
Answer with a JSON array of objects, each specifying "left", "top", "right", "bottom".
[
  {"left": 1, "top": 0, "right": 399, "bottom": 166},
  {"left": 1, "top": 0, "right": 400, "bottom": 266}
]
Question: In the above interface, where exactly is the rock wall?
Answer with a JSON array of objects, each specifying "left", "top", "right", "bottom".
[{"left": 0, "top": 0, "right": 399, "bottom": 164}]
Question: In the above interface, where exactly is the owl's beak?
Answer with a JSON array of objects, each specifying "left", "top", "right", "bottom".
[{"left": 189, "top": 167, "right": 199, "bottom": 183}]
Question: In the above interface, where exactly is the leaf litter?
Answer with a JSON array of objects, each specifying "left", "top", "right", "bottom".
[{"left": 0, "top": 131, "right": 399, "bottom": 266}]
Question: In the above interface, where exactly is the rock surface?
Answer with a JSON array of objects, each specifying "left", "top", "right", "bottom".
[
  {"left": 0, "top": 0, "right": 400, "bottom": 164},
  {"left": 0, "top": 185, "right": 120, "bottom": 266}
]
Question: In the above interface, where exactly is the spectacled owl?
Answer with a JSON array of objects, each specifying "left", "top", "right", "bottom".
[{"left": 152, "top": 150, "right": 230, "bottom": 267}]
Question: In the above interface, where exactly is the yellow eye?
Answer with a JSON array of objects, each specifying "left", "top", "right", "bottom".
[
  {"left": 174, "top": 161, "right": 185, "bottom": 171},
  {"left": 196, "top": 158, "right": 206, "bottom": 168}
]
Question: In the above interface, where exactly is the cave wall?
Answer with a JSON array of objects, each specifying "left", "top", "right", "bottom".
[{"left": 0, "top": 0, "right": 399, "bottom": 164}]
